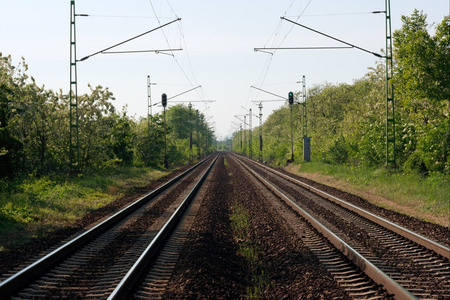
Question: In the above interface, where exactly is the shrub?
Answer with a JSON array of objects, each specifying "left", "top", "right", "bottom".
[{"left": 328, "top": 135, "right": 349, "bottom": 164}]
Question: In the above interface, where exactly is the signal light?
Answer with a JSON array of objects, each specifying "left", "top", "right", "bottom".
[
  {"left": 162, "top": 93, "right": 167, "bottom": 107},
  {"left": 288, "top": 91, "right": 294, "bottom": 105}
]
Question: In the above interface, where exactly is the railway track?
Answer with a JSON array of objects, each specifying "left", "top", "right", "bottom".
[
  {"left": 231, "top": 154, "right": 450, "bottom": 299},
  {"left": 0, "top": 155, "right": 218, "bottom": 299}
]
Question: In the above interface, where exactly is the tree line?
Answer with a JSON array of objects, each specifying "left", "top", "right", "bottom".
[
  {"left": 0, "top": 55, "right": 215, "bottom": 179},
  {"left": 232, "top": 11, "right": 449, "bottom": 175}
]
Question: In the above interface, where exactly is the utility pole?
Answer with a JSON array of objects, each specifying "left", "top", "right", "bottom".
[
  {"left": 299, "top": 75, "right": 311, "bottom": 162},
  {"left": 243, "top": 115, "right": 247, "bottom": 157},
  {"left": 245, "top": 109, "right": 252, "bottom": 159},
  {"left": 235, "top": 115, "right": 247, "bottom": 155},
  {"left": 242, "top": 106, "right": 253, "bottom": 159},
  {"left": 231, "top": 122, "right": 240, "bottom": 153},
  {"left": 250, "top": 109, "right": 252, "bottom": 159},
  {"left": 278, "top": 14, "right": 393, "bottom": 165},
  {"left": 69, "top": 0, "right": 81, "bottom": 172},
  {"left": 240, "top": 125, "right": 243, "bottom": 152},
  {"left": 147, "top": 75, "right": 156, "bottom": 130},
  {"left": 258, "top": 103, "right": 263, "bottom": 162},
  {"left": 69, "top": 5, "right": 179, "bottom": 172},
  {"left": 301, "top": 75, "right": 307, "bottom": 137},
  {"left": 162, "top": 93, "right": 168, "bottom": 168},
  {"left": 159, "top": 86, "right": 211, "bottom": 162},
  {"left": 385, "top": 0, "right": 396, "bottom": 167},
  {"left": 196, "top": 114, "right": 200, "bottom": 159},
  {"left": 250, "top": 86, "right": 287, "bottom": 161},
  {"left": 188, "top": 102, "right": 193, "bottom": 164},
  {"left": 288, "top": 91, "right": 294, "bottom": 162}
]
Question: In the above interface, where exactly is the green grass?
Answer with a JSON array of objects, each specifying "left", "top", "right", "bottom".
[
  {"left": 296, "top": 160, "right": 450, "bottom": 223},
  {"left": 223, "top": 155, "right": 229, "bottom": 167},
  {"left": 0, "top": 167, "right": 169, "bottom": 250},
  {"left": 229, "top": 201, "right": 272, "bottom": 298},
  {"left": 226, "top": 155, "right": 271, "bottom": 297}
]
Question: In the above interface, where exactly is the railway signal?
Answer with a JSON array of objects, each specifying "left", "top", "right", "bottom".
[
  {"left": 277, "top": 5, "right": 395, "bottom": 167},
  {"left": 288, "top": 91, "right": 294, "bottom": 105},
  {"left": 161, "top": 93, "right": 167, "bottom": 108}
]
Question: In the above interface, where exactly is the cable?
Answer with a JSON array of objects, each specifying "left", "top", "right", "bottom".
[
  {"left": 78, "top": 18, "right": 180, "bottom": 61},
  {"left": 147, "top": 0, "right": 206, "bottom": 101},
  {"left": 281, "top": 17, "right": 382, "bottom": 58},
  {"left": 284, "top": 12, "right": 375, "bottom": 18},
  {"left": 252, "top": 0, "right": 313, "bottom": 107},
  {"left": 87, "top": 14, "right": 170, "bottom": 19},
  {"left": 276, "top": 0, "right": 313, "bottom": 51}
]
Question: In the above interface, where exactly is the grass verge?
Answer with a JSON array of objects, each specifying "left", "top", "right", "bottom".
[
  {"left": 0, "top": 166, "right": 169, "bottom": 251},
  {"left": 291, "top": 160, "right": 449, "bottom": 226}
]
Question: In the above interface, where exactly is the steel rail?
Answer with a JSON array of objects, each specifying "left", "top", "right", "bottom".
[
  {"left": 0, "top": 156, "right": 211, "bottom": 297},
  {"left": 240, "top": 156, "right": 450, "bottom": 259},
  {"left": 233, "top": 156, "right": 417, "bottom": 299},
  {"left": 108, "top": 155, "right": 218, "bottom": 299}
]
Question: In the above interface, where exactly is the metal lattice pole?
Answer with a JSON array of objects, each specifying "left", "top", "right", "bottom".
[
  {"left": 290, "top": 102, "right": 294, "bottom": 162},
  {"left": 259, "top": 103, "right": 263, "bottom": 162},
  {"left": 188, "top": 103, "right": 193, "bottom": 164},
  {"left": 69, "top": 0, "right": 80, "bottom": 172},
  {"left": 240, "top": 125, "right": 243, "bottom": 152},
  {"left": 249, "top": 109, "right": 252, "bottom": 159},
  {"left": 243, "top": 115, "right": 247, "bottom": 156},
  {"left": 302, "top": 75, "right": 307, "bottom": 138},
  {"left": 385, "top": 0, "right": 396, "bottom": 167},
  {"left": 147, "top": 75, "right": 152, "bottom": 130}
]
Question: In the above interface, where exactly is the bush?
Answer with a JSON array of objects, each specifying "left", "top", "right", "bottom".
[
  {"left": 404, "top": 150, "right": 428, "bottom": 175},
  {"left": 328, "top": 135, "right": 349, "bottom": 164}
]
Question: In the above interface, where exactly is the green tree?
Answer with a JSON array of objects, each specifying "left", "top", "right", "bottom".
[
  {"left": 110, "top": 110, "right": 135, "bottom": 165},
  {"left": 77, "top": 85, "right": 117, "bottom": 172},
  {"left": 0, "top": 54, "right": 23, "bottom": 178},
  {"left": 133, "top": 115, "right": 165, "bottom": 167},
  {"left": 394, "top": 11, "right": 450, "bottom": 173}
]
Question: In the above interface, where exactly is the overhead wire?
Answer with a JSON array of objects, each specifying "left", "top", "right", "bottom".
[
  {"left": 251, "top": 0, "right": 314, "bottom": 106},
  {"left": 285, "top": 12, "right": 376, "bottom": 17},
  {"left": 276, "top": 0, "right": 314, "bottom": 53},
  {"left": 86, "top": 14, "right": 171, "bottom": 19},
  {"left": 147, "top": 0, "right": 206, "bottom": 102}
]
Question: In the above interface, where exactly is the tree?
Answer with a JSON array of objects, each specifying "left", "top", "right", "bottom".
[
  {"left": 393, "top": 10, "right": 449, "bottom": 122},
  {"left": 133, "top": 115, "right": 165, "bottom": 167},
  {"left": 394, "top": 11, "right": 450, "bottom": 173},
  {"left": 0, "top": 54, "right": 24, "bottom": 178},
  {"left": 110, "top": 110, "right": 135, "bottom": 165},
  {"left": 77, "top": 85, "right": 117, "bottom": 172}
]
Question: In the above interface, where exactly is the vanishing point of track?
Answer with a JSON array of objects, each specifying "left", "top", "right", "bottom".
[{"left": 1, "top": 152, "right": 448, "bottom": 299}]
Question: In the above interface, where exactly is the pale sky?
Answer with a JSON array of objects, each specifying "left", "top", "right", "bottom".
[{"left": 1, "top": 1, "right": 448, "bottom": 139}]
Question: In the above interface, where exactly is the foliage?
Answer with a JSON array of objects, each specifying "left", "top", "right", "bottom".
[
  {"left": 133, "top": 115, "right": 165, "bottom": 167},
  {"left": 393, "top": 11, "right": 450, "bottom": 174},
  {"left": 232, "top": 11, "right": 449, "bottom": 176},
  {"left": 0, "top": 55, "right": 216, "bottom": 179},
  {"left": 0, "top": 166, "right": 169, "bottom": 250},
  {"left": 328, "top": 135, "right": 349, "bottom": 164},
  {"left": 0, "top": 54, "right": 24, "bottom": 178}
]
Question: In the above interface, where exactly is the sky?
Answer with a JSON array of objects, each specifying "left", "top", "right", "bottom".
[{"left": 1, "top": 0, "right": 449, "bottom": 140}]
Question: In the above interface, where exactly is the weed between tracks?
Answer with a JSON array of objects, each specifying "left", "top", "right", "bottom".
[
  {"left": 226, "top": 157, "right": 271, "bottom": 298},
  {"left": 223, "top": 156, "right": 229, "bottom": 167},
  {"left": 230, "top": 201, "right": 271, "bottom": 298}
]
